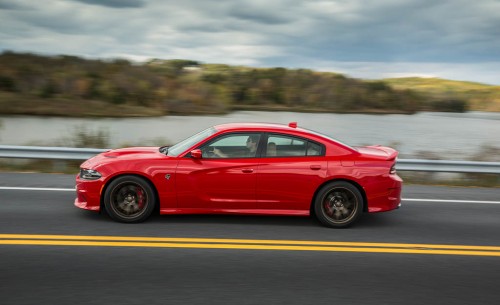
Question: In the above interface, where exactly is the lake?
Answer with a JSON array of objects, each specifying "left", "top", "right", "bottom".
[{"left": 1, "top": 111, "right": 499, "bottom": 160}]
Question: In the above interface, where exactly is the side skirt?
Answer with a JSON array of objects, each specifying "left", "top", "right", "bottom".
[{"left": 159, "top": 208, "right": 310, "bottom": 216}]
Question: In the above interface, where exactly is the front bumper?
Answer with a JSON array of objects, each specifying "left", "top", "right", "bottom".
[{"left": 74, "top": 175, "right": 103, "bottom": 212}]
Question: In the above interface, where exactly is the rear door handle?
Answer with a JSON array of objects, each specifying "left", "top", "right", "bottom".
[
  {"left": 242, "top": 169, "right": 254, "bottom": 173},
  {"left": 310, "top": 165, "right": 322, "bottom": 170}
]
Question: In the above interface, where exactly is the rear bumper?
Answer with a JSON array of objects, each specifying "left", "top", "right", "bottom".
[
  {"left": 366, "top": 174, "right": 403, "bottom": 213},
  {"left": 74, "top": 176, "right": 102, "bottom": 212}
]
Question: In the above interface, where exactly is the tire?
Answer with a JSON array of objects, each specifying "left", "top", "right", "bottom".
[
  {"left": 103, "top": 175, "right": 156, "bottom": 223},
  {"left": 314, "top": 181, "right": 363, "bottom": 228}
]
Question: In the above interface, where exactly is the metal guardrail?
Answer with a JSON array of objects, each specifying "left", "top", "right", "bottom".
[
  {"left": 396, "top": 159, "right": 500, "bottom": 174},
  {"left": 0, "top": 145, "right": 499, "bottom": 174},
  {"left": 0, "top": 145, "right": 107, "bottom": 161}
]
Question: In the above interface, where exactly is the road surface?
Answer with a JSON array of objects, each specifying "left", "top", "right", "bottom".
[{"left": 1, "top": 172, "right": 499, "bottom": 305}]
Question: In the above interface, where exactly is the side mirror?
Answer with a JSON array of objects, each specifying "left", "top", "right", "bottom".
[{"left": 190, "top": 149, "right": 202, "bottom": 159}]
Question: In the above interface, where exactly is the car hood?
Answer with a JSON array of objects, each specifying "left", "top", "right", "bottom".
[
  {"left": 81, "top": 147, "right": 165, "bottom": 169},
  {"left": 355, "top": 145, "right": 398, "bottom": 161},
  {"left": 102, "top": 147, "right": 161, "bottom": 158}
]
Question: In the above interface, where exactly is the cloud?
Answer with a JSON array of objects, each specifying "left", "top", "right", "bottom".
[
  {"left": 227, "top": 1, "right": 295, "bottom": 25},
  {"left": 293, "top": 0, "right": 500, "bottom": 63},
  {"left": 0, "top": 0, "right": 33, "bottom": 10},
  {"left": 70, "top": 0, "right": 146, "bottom": 8},
  {"left": 1, "top": 0, "right": 499, "bottom": 84}
]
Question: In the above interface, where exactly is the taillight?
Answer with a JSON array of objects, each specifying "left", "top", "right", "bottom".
[{"left": 390, "top": 164, "right": 396, "bottom": 174}]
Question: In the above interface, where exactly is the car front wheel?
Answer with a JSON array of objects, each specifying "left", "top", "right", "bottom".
[
  {"left": 314, "top": 181, "right": 363, "bottom": 228},
  {"left": 104, "top": 175, "right": 156, "bottom": 223}
]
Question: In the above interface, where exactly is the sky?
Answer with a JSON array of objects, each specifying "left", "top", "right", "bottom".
[{"left": 1, "top": 0, "right": 500, "bottom": 85}]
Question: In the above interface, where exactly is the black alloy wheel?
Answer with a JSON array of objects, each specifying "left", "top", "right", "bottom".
[
  {"left": 314, "top": 181, "right": 363, "bottom": 228},
  {"left": 104, "top": 175, "right": 156, "bottom": 223}
]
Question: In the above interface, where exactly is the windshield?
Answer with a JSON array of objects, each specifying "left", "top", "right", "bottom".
[{"left": 167, "top": 127, "right": 217, "bottom": 157}]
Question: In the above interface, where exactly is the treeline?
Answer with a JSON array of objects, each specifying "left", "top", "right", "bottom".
[{"left": 0, "top": 51, "right": 436, "bottom": 116}]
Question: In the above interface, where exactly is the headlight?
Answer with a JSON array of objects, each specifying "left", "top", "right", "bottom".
[{"left": 80, "top": 168, "right": 102, "bottom": 180}]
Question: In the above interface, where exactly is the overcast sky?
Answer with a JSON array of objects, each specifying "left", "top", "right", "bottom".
[{"left": 1, "top": 0, "right": 499, "bottom": 84}]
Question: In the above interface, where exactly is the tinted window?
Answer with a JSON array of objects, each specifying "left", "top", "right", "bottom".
[
  {"left": 307, "top": 141, "right": 322, "bottom": 156},
  {"left": 265, "top": 135, "right": 306, "bottom": 157},
  {"left": 200, "top": 133, "right": 261, "bottom": 158},
  {"left": 265, "top": 134, "right": 324, "bottom": 157}
]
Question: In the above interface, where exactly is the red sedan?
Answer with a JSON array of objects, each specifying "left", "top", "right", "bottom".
[{"left": 75, "top": 122, "right": 402, "bottom": 227}]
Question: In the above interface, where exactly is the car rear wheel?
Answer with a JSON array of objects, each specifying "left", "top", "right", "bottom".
[
  {"left": 314, "top": 181, "right": 363, "bottom": 228},
  {"left": 104, "top": 175, "right": 156, "bottom": 223}
]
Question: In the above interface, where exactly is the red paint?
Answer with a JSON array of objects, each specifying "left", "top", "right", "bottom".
[{"left": 75, "top": 123, "right": 402, "bottom": 220}]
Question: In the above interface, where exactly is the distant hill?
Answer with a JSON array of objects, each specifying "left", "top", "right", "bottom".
[
  {"left": 384, "top": 77, "right": 500, "bottom": 112},
  {"left": 0, "top": 51, "right": 498, "bottom": 117}
]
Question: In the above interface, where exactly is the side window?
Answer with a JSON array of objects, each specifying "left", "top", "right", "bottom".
[
  {"left": 200, "top": 133, "right": 261, "bottom": 158},
  {"left": 265, "top": 135, "right": 324, "bottom": 157},
  {"left": 307, "top": 141, "right": 322, "bottom": 156},
  {"left": 265, "top": 135, "right": 307, "bottom": 157}
]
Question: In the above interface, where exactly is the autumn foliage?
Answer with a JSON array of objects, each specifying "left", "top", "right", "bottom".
[{"left": 0, "top": 51, "right": 425, "bottom": 116}]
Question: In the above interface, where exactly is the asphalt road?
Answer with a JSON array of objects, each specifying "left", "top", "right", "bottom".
[{"left": 1, "top": 172, "right": 499, "bottom": 305}]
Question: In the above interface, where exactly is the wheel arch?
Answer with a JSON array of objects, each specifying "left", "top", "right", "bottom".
[
  {"left": 310, "top": 178, "right": 368, "bottom": 217},
  {"left": 100, "top": 173, "right": 160, "bottom": 213}
]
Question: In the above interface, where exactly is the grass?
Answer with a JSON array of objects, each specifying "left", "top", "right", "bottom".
[
  {"left": 0, "top": 159, "right": 81, "bottom": 175},
  {"left": 384, "top": 77, "right": 500, "bottom": 112},
  {"left": 398, "top": 172, "right": 500, "bottom": 188}
]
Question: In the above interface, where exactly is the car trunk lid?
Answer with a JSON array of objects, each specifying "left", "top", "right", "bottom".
[{"left": 356, "top": 145, "right": 398, "bottom": 161}]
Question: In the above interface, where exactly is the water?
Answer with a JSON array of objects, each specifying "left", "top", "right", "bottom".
[{"left": 1, "top": 111, "right": 499, "bottom": 159}]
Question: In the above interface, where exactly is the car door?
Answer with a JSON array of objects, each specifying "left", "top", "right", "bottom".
[
  {"left": 175, "top": 133, "right": 262, "bottom": 210},
  {"left": 256, "top": 134, "right": 327, "bottom": 211}
]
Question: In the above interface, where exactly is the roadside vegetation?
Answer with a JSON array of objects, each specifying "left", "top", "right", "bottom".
[{"left": 398, "top": 172, "right": 500, "bottom": 188}]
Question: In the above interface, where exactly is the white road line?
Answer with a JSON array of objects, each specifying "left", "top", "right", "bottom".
[
  {"left": 402, "top": 198, "right": 500, "bottom": 204},
  {"left": 0, "top": 186, "right": 75, "bottom": 192},
  {"left": 0, "top": 186, "right": 499, "bottom": 204}
]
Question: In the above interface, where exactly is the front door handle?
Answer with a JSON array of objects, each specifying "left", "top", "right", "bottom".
[
  {"left": 242, "top": 169, "right": 254, "bottom": 173},
  {"left": 310, "top": 165, "right": 322, "bottom": 170}
]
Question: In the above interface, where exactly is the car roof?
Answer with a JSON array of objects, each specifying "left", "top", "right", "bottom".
[
  {"left": 212, "top": 122, "right": 341, "bottom": 145},
  {"left": 214, "top": 122, "right": 307, "bottom": 133}
]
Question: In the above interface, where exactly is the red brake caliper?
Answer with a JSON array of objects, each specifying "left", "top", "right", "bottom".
[
  {"left": 324, "top": 195, "right": 333, "bottom": 216},
  {"left": 137, "top": 188, "right": 145, "bottom": 209}
]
